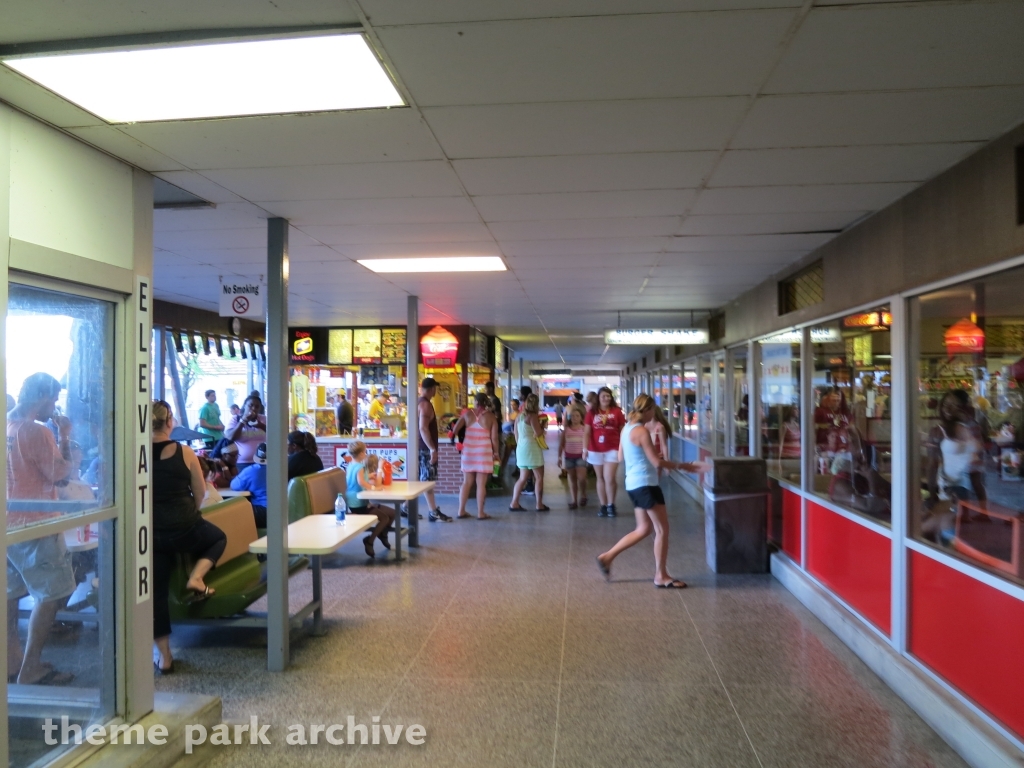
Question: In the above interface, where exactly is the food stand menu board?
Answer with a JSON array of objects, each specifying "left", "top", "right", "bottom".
[
  {"left": 353, "top": 328, "right": 382, "bottom": 364},
  {"left": 381, "top": 328, "right": 406, "bottom": 364},
  {"left": 328, "top": 329, "right": 353, "bottom": 365}
]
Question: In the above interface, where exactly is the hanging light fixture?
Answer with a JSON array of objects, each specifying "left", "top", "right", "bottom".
[{"left": 944, "top": 318, "right": 985, "bottom": 356}]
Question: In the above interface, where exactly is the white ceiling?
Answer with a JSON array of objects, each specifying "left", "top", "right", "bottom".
[{"left": 2, "top": 0, "right": 1024, "bottom": 366}]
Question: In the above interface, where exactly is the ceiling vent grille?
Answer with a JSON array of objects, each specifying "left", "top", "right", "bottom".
[{"left": 778, "top": 260, "right": 824, "bottom": 316}]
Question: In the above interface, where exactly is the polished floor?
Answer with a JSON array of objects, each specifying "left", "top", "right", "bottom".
[{"left": 158, "top": 454, "right": 967, "bottom": 768}]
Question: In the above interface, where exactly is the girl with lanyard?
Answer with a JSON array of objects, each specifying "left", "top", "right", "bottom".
[{"left": 584, "top": 387, "right": 626, "bottom": 517}]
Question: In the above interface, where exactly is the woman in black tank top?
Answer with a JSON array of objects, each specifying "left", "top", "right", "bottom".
[{"left": 151, "top": 401, "right": 226, "bottom": 674}]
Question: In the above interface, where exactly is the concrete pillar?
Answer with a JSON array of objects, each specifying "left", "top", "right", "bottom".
[{"left": 406, "top": 296, "right": 420, "bottom": 547}]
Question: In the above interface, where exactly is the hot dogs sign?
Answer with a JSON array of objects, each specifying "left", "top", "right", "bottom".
[{"left": 334, "top": 444, "right": 407, "bottom": 479}]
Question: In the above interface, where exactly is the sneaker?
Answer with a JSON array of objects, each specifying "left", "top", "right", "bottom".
[
  {"left": 429, "top": 508, "right": 453, "bottom": 523},
  {"left": 608, "top": 504, "right": 617, "bottom": 518},
  {"left": 597, "top": 506, "right": 607, "bottom": 517}
]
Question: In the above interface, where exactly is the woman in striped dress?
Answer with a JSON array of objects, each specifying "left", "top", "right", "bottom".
[{"left": 453, "top": 392, "right": 500, "bottom": 519}]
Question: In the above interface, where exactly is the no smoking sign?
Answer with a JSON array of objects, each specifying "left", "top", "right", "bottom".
[{"left": 219, "top": 279, "right": 264, "bottom": 319}]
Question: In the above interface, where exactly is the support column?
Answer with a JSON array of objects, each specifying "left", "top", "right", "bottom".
[
  {"left": 266, "top": 218, "right": 290, "bottom": 671},
  {"left": 406, "top": 296, "right": 420, "bottom": 547},
  {"left": 747, "top": 340, "right": 759, "bottom": 458}
]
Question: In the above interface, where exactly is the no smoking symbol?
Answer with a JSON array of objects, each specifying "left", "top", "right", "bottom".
[{"left": 232, "top": 296, "right": 250, "bottom": 314}]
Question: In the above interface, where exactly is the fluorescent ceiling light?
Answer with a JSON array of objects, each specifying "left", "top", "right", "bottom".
[
  {"left": 2, "top": 33, "right": 404, "bottom": 123},
  {"left": 358, "top": 257, "right": 506, "bottom": 274}
]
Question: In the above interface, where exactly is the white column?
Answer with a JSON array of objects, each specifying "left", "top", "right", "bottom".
[
  {"left": 890, "top": 296, "right": 909, "bottom": 652},
  {"left": 266, "top": 218, "right": 290, "bottom": 671}
]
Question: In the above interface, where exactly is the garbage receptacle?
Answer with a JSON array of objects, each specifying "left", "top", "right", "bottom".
[{"left": 703, "top": 457, "right": 769, "bottom": 573}]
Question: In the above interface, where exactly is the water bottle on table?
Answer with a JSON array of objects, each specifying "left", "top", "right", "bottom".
[{"left": 334, "top": 493, "right": 347, "bottom": 524}]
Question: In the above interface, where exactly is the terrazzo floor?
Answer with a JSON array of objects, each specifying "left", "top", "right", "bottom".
[{"left": 156, "top": 451, "right": 968, "bottom": 768}]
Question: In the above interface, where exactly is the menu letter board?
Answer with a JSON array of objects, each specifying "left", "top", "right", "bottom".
[
  {"left": 381, "top": 328, "right": 406, "bottom": 364},
  {"left": 353, "top": 328, "right": 382, "bottom": 364},
  {"left": 493, "top": 337, "right": 506, "bottom": 372},
  {"left": 328, "top": 328, "right": 353, "bottom": 364}
]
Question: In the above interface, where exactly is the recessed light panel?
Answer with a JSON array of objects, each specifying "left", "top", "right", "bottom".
[
  {"left": 358, "top": 257, "right": 506, "bottom": 273},
  {"left": 2, "top": 33, "right": 404, "bottom": 123}
]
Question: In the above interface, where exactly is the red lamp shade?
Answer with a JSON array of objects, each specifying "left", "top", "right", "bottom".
[
  {"left": 420, "top": 326, "right": 459, "bottom": 366},
  {"left": 944, "top": 318, "right": 985, "bottom": 356}
]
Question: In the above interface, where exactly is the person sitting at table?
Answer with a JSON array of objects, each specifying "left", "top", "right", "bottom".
[
  {"left": 230, "top": 442, "right": 269, "bottom": 528},
  {"left": 197, "top": 457, "right": 224, "bottom": 508},
  {"left": 207, "top": 442, "right": 239, "bottom": 488},
  {"left": 287, "top": 430, "right": 324, "bottom": 480},
  {"left": 345, "top": 442, "right": 396, "bottom": 558},
  {"left": 225, "top": 396, "right": 266, "bottom": 469}
]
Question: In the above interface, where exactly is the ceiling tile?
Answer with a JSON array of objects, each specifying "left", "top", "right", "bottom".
[
  {"left": 452, "top": 152, "right": 718, "bottom": 195},
  {"left": 766, "top": 2, "right": 1024, "bottom": 94},
  {"left": 297, "top": 221, "right": 493, "bottom": 245},
  {"left": 490, "top": 217, "right": 679, "bottom": 241},
  {"left": 65, "top": 125, "right": 186, "bottom": 172},
  {"left": 709, "top": 143, "right": 983, "bottom": 186},
  {"left": 732, "top": 88, "right": 1024, "bottom": 148},
  {"left": 668, "top": 233, "right": 833, "bottom": 251},
  {"left": 691, "top": 183, "right": 916, "bottom": 214},
  {"left": 678, "top": 211, "right": 868, "bottom": 236},
  {"left": 501, "top": 237, "right": 671, "bottom": 257},
  {"left": 154, "top": 203, "right": 268, "bottom": 232},
  {"left": 121, "top": 109, "right": 443, "bottom": 169},
  {"left": 423, "top": 98, "right": 748, "bottom": 158},
  {"left": 259, "top": 197, "right": 479, "bottom": 226},
  {"left": 380, "top": 11, "right": 791, "bottom": 106},
  {"left": 199, "top": 161, "right": 466, "bottom": 202},
  {"left": 474, "top": 190, "right": 696, "bottom": 222},
  {"left": 317, "top": 240, "right": 501, "bottom": 259},
  {"left": 153, "top": 171, "right": 247, "bottom": 204}
]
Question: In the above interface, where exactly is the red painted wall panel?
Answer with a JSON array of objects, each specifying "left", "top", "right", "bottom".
[
  {"left": 782, "top": 488, "right": 802, "bottom": 564},
  {"left": 909, "top": 552, "right": 1024, "bottom": 739},
  {"left": 806, "top": 501, "right": 891, "bottom": 635}
]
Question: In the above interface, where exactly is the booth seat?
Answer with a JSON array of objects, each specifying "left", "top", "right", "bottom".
[
  {"left": 287, "top": 466, "right": 347, "bottom": 522},
  {"left": 168, "top": 496, "right": 308, "bottom": 622}
]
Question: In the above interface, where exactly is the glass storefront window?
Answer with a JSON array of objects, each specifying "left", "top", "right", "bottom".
[
  {"left": 683, "top": 361, "right": 697, "bottom": 438},
  {"left": 809, "top": 309, "right": 893, "bottom": 523},
  {"left": 911, "top": 269, "right": 1024, "bottom": 585},
  {"left": 699, "top": 356, "right": 713, "bottom": 448},
  {"left": 732, "top": 349, "right": 749, "bottom": 456},
  {"left": 715, "top": 355, "right": 726, "bottom": 455},
  {"left": 6, "top": 282, "right": 117, "bottom": 767},
  {"left": 760, "top": 335, "right": 801, "bottom": 482}
]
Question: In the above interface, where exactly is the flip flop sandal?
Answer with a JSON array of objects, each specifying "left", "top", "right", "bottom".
[
  {"left": 568, "top": 502, "right": 578, "bottom": 509},
  {"left": 655, "top": 579, "right": 687, "bottom": 589},
  {"left": 508, "top": 505, "right": 526, "bottom": 511},
  {"left": 363, "top": 535, "right": 376, "bottom": 558},
  {"left": 536, "top": 505, "right": 551, "bottom": 512},
  {"left": 477, "top": 513, "right": 493, "bottom": 520},
  {"left": 154, "top": 661, "right": 174, "bottom": 675},
  {"left": 596, "top": 555, "right": 611, "bottom": 581},
  {"left": 457, "top": 513, "right": 472, "bottom": 519}
]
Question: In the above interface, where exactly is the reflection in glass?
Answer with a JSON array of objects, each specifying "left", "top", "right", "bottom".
[
  {"left": 761, "top": 339, "right": 801, "bottom": 482},
  {"left": 6, "top": 284, "right": 114, "bottom": 532},
  {"left": 682, "top": 362, "right": 697, "bottom": 437},
  {"left": 810, "top": 309, "right": 892, "bottom": 523},
  {"left": 699, "top": 357, "right": 713, "bottom": 447},
  {"left": 732, "top": 350, "right": 749, "bottom": 456},
  {"left": 912, "top": 269, "right": 1024, "bottom": 586},
  {"left": 715, "top": 356, "right": 726, "bottom": 456}
]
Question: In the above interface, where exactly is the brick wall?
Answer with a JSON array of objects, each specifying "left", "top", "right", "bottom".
[
  {"left": 318, "top": 444, "right": 336, "bottom": 467},
  {"left": 435, "top": 443, "right": 462, "bottom": 494}
]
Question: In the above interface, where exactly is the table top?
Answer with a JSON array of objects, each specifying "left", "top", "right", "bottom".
[
  {"left": 248, "top": 513, "right": 377, "bottom": 555},
  {"left": 220, "top": 489, "right": 251, "bottom": 498},
  {"left": 358, "top": 480, "right": 435, "bottom": 502}
]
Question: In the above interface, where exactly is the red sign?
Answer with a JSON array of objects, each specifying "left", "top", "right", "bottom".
[
  {"left": 420, "top": 325, "right": 459, "bottom": 366},
  {"left": 944, "top": 318, "right": 985, "bottom": 356}
]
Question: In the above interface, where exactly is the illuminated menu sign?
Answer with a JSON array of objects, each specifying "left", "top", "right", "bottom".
[
  {"left": 353, "top": 328, "right": 382, "bottom": 364},
  {"left": 381, "top": 328, "right": 406, "bottom": 364},
  {"left": 494, "top": 338, "right": 506, "bottom": 372},
  {"left": 328, "top": 329, "right": 352, "bottom": 364},
  {"left": 290, "top": 328, "right": 320, "bottom": 364}
]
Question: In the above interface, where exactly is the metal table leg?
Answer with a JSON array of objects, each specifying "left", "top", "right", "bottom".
[
  {"left": 409, "top": 498, "right": 419, "bottom": 547},
  {"left": 311, "top": 554, "right": 324, "bottom": 636},
  {"left": 394, "top": 502, "right": 403, "bottom": 561}
]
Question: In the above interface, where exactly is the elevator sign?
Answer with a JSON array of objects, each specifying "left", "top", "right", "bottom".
[
  {"left": 136, "top": 277, "right": 152, "bottom": 604},
  {"left": 219, "top": 279, "right": 264, "bottom": 318}
]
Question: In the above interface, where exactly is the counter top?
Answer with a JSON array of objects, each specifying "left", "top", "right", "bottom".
[{"left": 317, "top": 435, "right": 408, "bottom": 443}]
